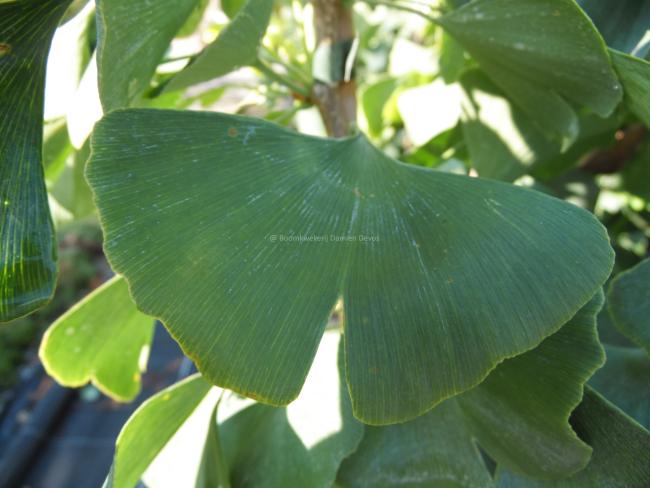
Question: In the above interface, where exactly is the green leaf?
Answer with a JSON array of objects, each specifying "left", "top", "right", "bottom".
[
  {"left": 437, "top": 0, "right": 622, "bottom": 145},
  {"left": 0, "top": 0, "right": 72, "bottom": 322},
  {"left": 337, "top": 400, "right": 494, "bottom": 488},
  {"left": 164, "top": 0, "right": 274, "bottom": 92},
  {"left": 220, "top": 331, "right": 364, "bottom": 487},
  {"left": 194, "top": 404, "right": 230, "bottom": 488},
  {"left": 460, "top": 70, "right": 560, "bottom": 181},
  {"left": 496, "top": 387, "right": 650, "bottom": 487},
  {"left": 607, "top": 258, "right": 650, "bottom": 355},
  {"left": 39, "top": 276, "right": 154, "bottom": 402},
  {"left": 359, "top": 77, "right": 398, "bottom": 139},
  {"left": 86, "top": 109, "right": 614, "bottom": 424},
  {"left": 49, "top": 140, "right": 95, "bottom": 220},
  {"left": 96, "top": 0, "right": 200, "bottom": 110},
  {"left": 221, "top": 0, "right": 247, "bottom": 19},
  {"left": 590, "top": 345, "right": 650, "bottom": 431},
  {"left": 456, "top": 292, "right": 605, "bottom": 478},
  {"left": 110, "top": 375, "right": 215, "bottom": 488},
  {"left": 578, "top": 0, "right": 650, "bottom": 57},
  {"left": 339, "top": 294, "right": 606, "bottom": 485},
  {"left": 610, "top": 50, "right": 650, "bottom": 128}
]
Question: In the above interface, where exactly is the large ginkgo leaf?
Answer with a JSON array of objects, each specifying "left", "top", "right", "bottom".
[
  {"left": 607, "top": 259, "right": 650, "bottom": 354},
  {"left": 39, "top": 275, "right": 154, "bottom": 401},
  {"left": 96, "top": 0, "right": 200, "bottom": 110},
  {"left": 496, "top": 388, "right": 650, "bottom": 487},
  {"left": 437, "top": 0, "right": 622, "bottom": 145},
  {"left": 0, "top": 0, "right": 72, "bottom": 322},
  {"left": 86, "top": 109, "right": 613, "bottom": 424}
]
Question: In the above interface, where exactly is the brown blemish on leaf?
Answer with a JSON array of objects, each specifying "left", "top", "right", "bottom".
[
  {"left": 0, "top": 43, "right": 11, "bottom": 57},
  {"left": 227, "top": 127, "right": 239, "bottom": 137}
]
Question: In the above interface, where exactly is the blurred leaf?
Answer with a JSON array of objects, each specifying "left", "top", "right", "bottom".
[
  {"left": 590, "top": 345, "right": 650, "bottom": 430},
  {"left": 460, "top": 70, "right": 559, "bottom": 181},
  {"left": 221, "top": 0, "right": 247, "bottom": 19},
  {"left": 194, "top": 404, "right": 230, "bottom": 488},
  {"left": 439, "top": 31, "right": 466, "bottom": 83},
  {"left": 0, "top": 0, "right": 72, "bottom": 322},
  {"left": 220, "top": 332, "right": 364, "bottom": 487},
  {"left": 337, "top": 400, "right": 494, "bottom": 488},
  {"left": 456, "top": 292, "right": 605, "bottom": 479},
  {"left": 87, "top": 109, "right": 613, "bottom": 424},
  {"left": 578, "top": 0, "right": 650, "bottom": 57},
  {"left": 96, "top": 0, "right": 200, "bottom": 110},
  {"left": 496, "top": 388, "right": 650, "bottom": 487},
  {"left": 607, "top": 258, "right": 650, "bottom": 354},
  {"left": 438, "top": 0, "right": 622, "bottom": 146},
  {"left": 621, "top": 144, "right": 650, "bottom": 201},
  {"left": 39, "top": 276, "right": 154, "bottom": 401},
  {"left": 397, "top": 78, "right": 463, "bottom": 147},
  {"left": 49, "top": 140, "right": 95, "bottom": 219},
  {"left": 165, "top": 0, "right": 273, "bottom": 92},
  {"left": 610, "top": 50, "right": 650, "bottom": 128},
  {"left": 177, "top": 0, "right": 209, "bottom": 38},
  {"left": 43, "top": 118, "right": 75, "bottom": 182},
  {"left": 359, "top": 77, "right": 397, "bottom": 138},
  {"left": 109, "top": 375, "right": 214, "bottom": 488}
]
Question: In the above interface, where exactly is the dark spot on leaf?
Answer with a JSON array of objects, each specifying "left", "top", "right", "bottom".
[
  {"left": 0, "top": 43, "right": 11, "bottom": 57},
  {"left": 228, "top": 127, "right": 238, "bottom": 137}
]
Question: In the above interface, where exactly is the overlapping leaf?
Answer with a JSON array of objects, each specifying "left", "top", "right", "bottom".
[
  {"left": 460, "top": 70, "right": 559, "bottom": 181},
  {"left": 219, "top": 332, "right": 364, "bottom": 487},
  {"left": 437, "top": 0, "right": 622, "bottom": 145},
  {"left": 0, "top": 0, "right": 72, "bottom": 322},
  {"left": 96, "top": 0, "right": 200, "bottom": 110},
  {"left": 108, "top": 374, "right": 215, "bottom": 488},
  {"left": 456, "top": 292, "right": 605, "bottom": 478},
  {"left": 86, "top": 109, "right": 613, "bottom": 424},
  {"left": 578, "top": 0, "right": 650, "bottom": 57},
  {"left": 607, "top": 259, "right": 650, "bottom": 354},
  {"left": 339, "top": 293, "right": 606, "bottom": 483},
  {"left": 164, "top": 0, "right": 273, "bottom": 92},
  {"left": 590, "top": 345, "right": 650, "bottom": 430},
  {"left": 610, "top": 51, "right": 650, "bottom": 128},
  {"left": 337, "top": 399, "right": 494, "bottom": 488},
  {"left": 39, "top": 276, "right": 154, "bottom": 401},
  {"left": 496, "top": 388, "right": 650, "bottom": 487}
]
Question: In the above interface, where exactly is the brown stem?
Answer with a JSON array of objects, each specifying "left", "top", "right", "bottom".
[{"left": 311, "top": 0, "right": 357, "bottom": 137}]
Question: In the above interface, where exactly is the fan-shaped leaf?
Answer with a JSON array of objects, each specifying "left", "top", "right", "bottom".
[
  {"left": 0, "top": 0, "right": 72, "bottom": 322},
  {"left": 437, "top": 0, "right": 622, "bottom": 145},
  {"left": 39, "top": 276, "right": 154, "bottom": 401},
  {"left": 86, "top": 109, "right": 613, "bottom": 424}
]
